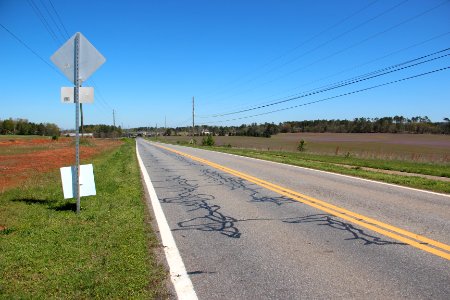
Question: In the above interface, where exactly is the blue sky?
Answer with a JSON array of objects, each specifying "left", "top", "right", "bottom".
[{"left": 1, "top": 0, "right": 449, "bottom": 129}]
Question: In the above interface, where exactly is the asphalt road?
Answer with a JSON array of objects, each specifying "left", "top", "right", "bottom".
[{"left": 137, "top": 138, "right": 450, "bottom": 299}]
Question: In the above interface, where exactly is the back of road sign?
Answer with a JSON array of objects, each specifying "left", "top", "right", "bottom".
[
  {"left": 51, "top": 32, "right": 106, "bottom": 84},
  {"left": 60, "top": 164, "right": 96, "bottom": 199},
  {"left": 61, "top": 87, "right": 94, "bottom": 103}
]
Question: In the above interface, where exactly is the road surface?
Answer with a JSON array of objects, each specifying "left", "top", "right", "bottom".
[{"left": 136, "top": 138, "right": 450, "bottom": 299}]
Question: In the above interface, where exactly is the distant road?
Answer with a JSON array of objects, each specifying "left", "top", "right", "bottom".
[{"left": 137, "top": 138, "right": 450, "bottom": 299}]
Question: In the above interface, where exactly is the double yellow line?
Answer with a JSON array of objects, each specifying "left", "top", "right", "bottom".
[{"left": 154, "top": 143, "right": 450, "bottom": 260}]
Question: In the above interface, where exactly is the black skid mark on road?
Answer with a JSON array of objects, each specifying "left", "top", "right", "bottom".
[
  {"left": 161, "top": 175, "right": 241, "bottom": 238},
  {"left": 200, "top": 169, "right": 249, "bottom": 191},
  {"left": 283, "top": 214, "right": 406, "bottom": 246},
  {"left": 200, "top": 169, "right": 296, "bottom": 206},
  {"left": 249, "top": 194, "right": 297, "bottom": 206},
  {"left": 176, "top": 200, "right": 241, "bottom": 238},
  {"left": 166, "top": 150, "right": 204, "bottom": 168}
]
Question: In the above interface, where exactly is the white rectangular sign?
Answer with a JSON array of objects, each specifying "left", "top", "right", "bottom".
[
  {"left": 60, "top": 164, "right": 96, "bottom": 199},
  {"left": 61, "top": 87, "right": 94, "bottom": 104}
]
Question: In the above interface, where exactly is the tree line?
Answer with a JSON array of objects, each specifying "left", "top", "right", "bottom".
[
  {"left": 0, "top": 119, "right": 122, "bottom": 138},
  {"left": 278, "top": 116, "right": 450, "bottom": 134},
  {"left": 160, "top": 116, "right": 449, "bottom": 137},
  {"left": 81, "top": 124, "right": 122, "bottom": 138},
  {"left": 0, "top": 118, "right": 60, "bottom": 136}
]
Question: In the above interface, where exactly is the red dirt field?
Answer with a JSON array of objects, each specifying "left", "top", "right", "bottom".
[{"left": 0, "top": 137, "right": 122, "bottom": 192}]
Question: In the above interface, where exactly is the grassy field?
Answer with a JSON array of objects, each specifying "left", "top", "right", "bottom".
[
  {"left": 153, "top": 133, "right": 450, "bottom": 194},
  {"left": 0, "top": 139, "right": 167, "bottom": 298}
]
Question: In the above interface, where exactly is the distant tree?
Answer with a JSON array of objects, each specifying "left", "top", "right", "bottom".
[{"left": 2, "top": 119, "right": 14, "bottom": 134}]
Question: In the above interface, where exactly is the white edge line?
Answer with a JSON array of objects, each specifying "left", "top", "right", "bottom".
[
  {"left": 136, "top": 141, "right": 198, "bottom": 300},
  {"left": 147, "top": 140, "right": 450, "bottom": 199}
]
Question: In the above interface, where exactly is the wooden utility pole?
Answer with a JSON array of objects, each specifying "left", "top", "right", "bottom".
[{"left": 192, "top": 96, "right": 195, "bottom": 137}]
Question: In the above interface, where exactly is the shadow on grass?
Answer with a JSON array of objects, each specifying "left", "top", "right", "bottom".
[
  {"left": 11, "top": 198, "right": 53, "bottom": 205},
  {"left": 11, "top": 198, "right": 76, "bottom": 212},
  {"left": 52, "top": 202, "right": 76, "bottom": 212}
]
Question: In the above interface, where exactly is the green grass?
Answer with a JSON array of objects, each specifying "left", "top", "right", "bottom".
[
  {"left": 0, "top": 135, "right": 43, "bottom": 139},
  {"left": 254, "top": 151, "right": 450, "bottom": 178},
  {"left": 0, "top": 139, "right": 167, "bottom": 299}
]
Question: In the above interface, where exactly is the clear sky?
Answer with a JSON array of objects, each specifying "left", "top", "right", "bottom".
[{"left": 1, "top": 0, "right": 449, "bottom": 129}]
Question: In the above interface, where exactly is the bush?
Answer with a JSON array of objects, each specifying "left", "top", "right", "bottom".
[
  {"left": 52, "top": 135, "right": 59, "bottom": 141},
  {"left": 201, "top": 135, "right": 215, "bottom": 146},
  {"left": 297, "top": 139, "right": 306, "bottom": 152}
]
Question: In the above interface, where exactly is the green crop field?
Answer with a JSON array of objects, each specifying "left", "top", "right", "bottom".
[{"left": 0, "top": 139, "right": 167, "bottom": 299}]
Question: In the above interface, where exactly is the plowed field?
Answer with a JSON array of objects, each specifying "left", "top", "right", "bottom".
[{"left": 0, "top": 137, "right": 122, "bottom": 191}]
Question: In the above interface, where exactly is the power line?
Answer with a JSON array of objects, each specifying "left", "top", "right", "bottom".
[
  {"left": 1, "top": 21, "right": 112, "bottom": 116},
  {"left": 38, "top": 0, "right": 68, "bottom": 42},
  {"left": 27, "top": 0, "right": 61, "bottom": 45},
  {"left": 199, "top": 48, "right": 450, "bottom": 118},
  {"left": 206, "top": 0, "right": 408, "bottom": 102},
  {"left": 232, "top": 31, "right": 450, "bottom": 110},
  {"left": 206, "top": 0, "right": 449, "bottom": 106},
  {"left": 202, "top": 0, "right": 381, "bottom": 99},
  {"left": 0, "top": 23, "right": 63, "bottom": 76},
  {"left": 34, "top": 0, "right": 115, "bottom": 114},
  {"left": 48, "top": 0, "right": 70, "bottom": 38},
  {"left": 202, "top": 66, "right": 450, "bottom": 124}
]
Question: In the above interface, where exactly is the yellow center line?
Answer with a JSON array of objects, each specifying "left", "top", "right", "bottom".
[{"left": 152, "top": 143, "right": 450, "bottom": 261}]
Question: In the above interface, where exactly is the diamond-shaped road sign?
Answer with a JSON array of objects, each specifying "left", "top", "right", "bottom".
[{"left": 51, "top": 32, "right": 106, "bottom": 84}]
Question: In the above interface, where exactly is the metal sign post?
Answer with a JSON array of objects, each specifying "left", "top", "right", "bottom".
[
  {"left": 74, "top": 33, "right": 81, "bottom": 213},
  {"left": 51, "top": 32, "right": 105, "bottom": 213}
]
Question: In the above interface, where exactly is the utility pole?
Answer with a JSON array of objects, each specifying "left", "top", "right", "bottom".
[
  {"left": 192, "top": 96, "right": 195, "bottom": 137},
  {"left": 113, "top": 109, "right": 116, "bottom": 127}
]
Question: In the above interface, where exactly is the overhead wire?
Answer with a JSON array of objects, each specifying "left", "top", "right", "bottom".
[
  {"left": 1, "top": 21, "right": 113, "bottom": 119},
  {"left": 38, "top": 0, "right": 116, "bottom": 118},
  {"left": 48, "top": 0, "right": 70, "bottom": 37},
  {"left": 0, "top": 23, "right": 64, "bottom": 77},
  {"left": 201, "top": 66, "right": 450, "bottom": 124},
  {"left": 27, "top": 0, "right": 61, "bottom": 45},
  {"left": 226, "top": 31, "right": 450, "bottom": 111},
  {"left": 38, "top": 0, "right": 67, "bottom": 42},
  {"left": 205, "top": 0, "right": 408, "bottom": 103},
  {"left": 206, "top": 0, "right": 449, "bottom": 107},
  {"left": 202, "top": 0, "right": 381, "bottom": 99},
  {"left": 199, "top": 48, "right": 450, "bottom": 118},
  {"left": 4, "top": 0, "right": 115, "bottom": 122}
]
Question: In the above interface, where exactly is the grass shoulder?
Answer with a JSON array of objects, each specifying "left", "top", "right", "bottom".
[{"left": 0, "top": 138, "right": 167, "bottom": 299}]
